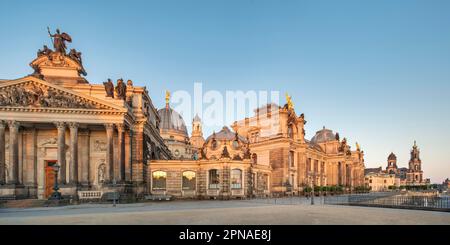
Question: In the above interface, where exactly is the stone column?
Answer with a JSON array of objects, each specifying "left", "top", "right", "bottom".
[
  {"left": 78, "top": 129, "right": 90, "bottom": 186},
  {"left": 69, "top": 123, "right": 79, "bottom": 185},
  {"left": 125, "top": 130, "right": 133, "bottom": 182},
  {"left": 0, "top": 121, "right": 6, "bottom": 184},
  {"left": 7, "top": 121, "right": 19, "bottom": 184},
  {"left": 105, "top": 124, "right": 115, "bottom": 183},
  {"left": 55, "top": 122, "right": 66, "bottom": 184},
  {"left": 116, "top": 124, "right": 125, "bottom": 182}
]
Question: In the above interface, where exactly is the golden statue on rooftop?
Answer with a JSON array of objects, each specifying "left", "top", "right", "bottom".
[
  {"left": 165, "top": 90, "right": 171, "bottom": 105},
  {"left": 285, "top": 92, "right": 294, "bottom": 110}
]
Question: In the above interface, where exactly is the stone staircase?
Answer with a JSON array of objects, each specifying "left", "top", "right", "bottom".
[{"left": 0, "top": 199, "right": 47, "bottom": 209}]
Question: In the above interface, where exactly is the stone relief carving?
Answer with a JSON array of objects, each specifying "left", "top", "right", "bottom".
[
  {"left": 40, "top": 137, "right": 57, "bottom": 146},
  {"left": 97, "top": 160, "right": 106, "bottom": 185},
  {"left": 4, "top": 160, "right": 9, "bottom": 183},
  {"left": 93, "top": 140, "right": 107, "bottom": 152},
  {"left": 0, "top": 83, "right": 99, "bottom": 109}
]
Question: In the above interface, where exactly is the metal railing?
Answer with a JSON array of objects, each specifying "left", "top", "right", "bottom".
[{"left": 324, "top": 192, "right": 450, "bottom": 212}]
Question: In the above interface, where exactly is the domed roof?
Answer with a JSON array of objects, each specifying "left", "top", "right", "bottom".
[
  {"left": 157, "top": 107, "right": 188, "bottom": 136},
  {"left": 388, "top": 152, "right": 397, "bottom": 160},
  {"left": 205, "top": 126, "right": 247, "bottom": 143},
  {"left": 310, "top": 127, "right": 337, "bottom": 144}
]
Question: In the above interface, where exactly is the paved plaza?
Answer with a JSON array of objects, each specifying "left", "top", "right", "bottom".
[{"left": 1, "top": 199, "right": 449, "bottom": 225}]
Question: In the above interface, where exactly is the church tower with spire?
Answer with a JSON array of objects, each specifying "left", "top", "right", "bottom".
[
  {"left": 406, "top": 141, "right": 424, "bottom": 185},
  {"left": 190, "top": 114, "right": 205, "bottom": 157},
  {"left": 386, "top": 152, "right": 398, "bottom": 174}
]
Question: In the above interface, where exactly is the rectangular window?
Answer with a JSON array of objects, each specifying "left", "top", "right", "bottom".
[
  {"left": 231, "top": 169, "right": 243, "bottom": 189},
  {"left": 289, "top": 151, "right": 295, "bottom": 167},
  {"left": 209, "top": 169, "right": 220, "bottom": 189},
  {"left": 262, "top": 174, "right": 269, "bottom": 191},
  {"left": 152, "top": 171, "right": 167, "bottom": 191},
  {"left": 182, "top": 171, "right": 196, "bottom": 190}
]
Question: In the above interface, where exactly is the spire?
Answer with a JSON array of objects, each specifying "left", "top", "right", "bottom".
[
  {"left": 193, "top": 113, "right": 201, "bottom": 123},
  {"left": 165, "top": 90, "right": 170, "bottom": 110}
]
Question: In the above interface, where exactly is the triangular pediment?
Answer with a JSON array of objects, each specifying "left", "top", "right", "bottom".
[
  {"left": 0, "top": 76, "right": 126, "bottom": 112},
  {"left": 30, "top": 52, "right": 82, "bottom": 70}
]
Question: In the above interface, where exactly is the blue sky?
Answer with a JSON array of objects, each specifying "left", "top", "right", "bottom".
[{"left": 0, "top": 0, "right": 449, "bottom": 183}]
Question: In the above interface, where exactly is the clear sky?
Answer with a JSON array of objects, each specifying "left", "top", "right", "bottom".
[{"left": 1, "top": 0, "right": 449, "bottom": 183}]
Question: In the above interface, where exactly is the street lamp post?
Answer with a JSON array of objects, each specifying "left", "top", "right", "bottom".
[
  {"left": 308, "top": 171, "right": 316, "bottom": 205},
  {"left": 49, "top": 164, "right": 62, "bottom": 200}
]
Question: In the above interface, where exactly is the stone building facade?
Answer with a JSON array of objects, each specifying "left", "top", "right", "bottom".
[
  {"left": 364, "top": 172, "right": 399, "bottom": 192},
  {"left": 149, "top": 97, "right": 366, "bottom": 198},
  {"left": 0, "top": 33, "right": 170, "bottom": 199},
  {"left": 366, "top": 141, "right": 429, "bottom": 188}
]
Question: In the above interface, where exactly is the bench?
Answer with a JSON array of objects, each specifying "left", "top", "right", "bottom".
[
  {"left": 103, "top": 192, "right": 120, "bottom": 202},
  {"left": 144, "top": 194, "right": 173, "bottom": 201}
]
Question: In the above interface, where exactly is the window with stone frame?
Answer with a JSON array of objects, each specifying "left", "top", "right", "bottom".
[
  {"left": 262, "top": 173, "right": 269, "bottom": 191},
  {"left": 289, "top": 151, "right": 295, "bottom": 167},
  {"left": 211, "top": 140, "right": 218, "bottom": 150},
  {"left": 208, "top": 169, "right": 220, "bottom": 189},
  {"left": 231, "top": 169, "right": 243, "bottom": 189},
  {"left": 288, "top": 125, "right": 294, "bottom": 139},
  {"left": 182, "top": 171, "right": 196, "bottom": 190},
  {"left": 232, "top": 140, "right": 240, "bottom": 150},
  {"left": 152, "top": 171, "right": 167, "bottom": 190}
]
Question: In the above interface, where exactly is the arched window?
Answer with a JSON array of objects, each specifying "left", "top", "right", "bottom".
[
  {"left": 289, "top": 151, "right": 294, "bottom": 167},
  {"left": 152, "top": 171, "right": 167, "bottom": 191},
  {"left": 182, "top": 171, "right": 196, "bottom": 190},
  {"left": 209, "top": 169, "right": 220, "bottom": 189},
  {"left": 288, "top": 126, "right": 294, "bottom": 139},
  {"left": 211, "top": 140, "right": 218, "bottom": 150},
  {"left": 232, "top": 140, "right": 239, "bottom": 150},
  {"left": 231, "top": 169, "right": 243, "bottom": 189}
]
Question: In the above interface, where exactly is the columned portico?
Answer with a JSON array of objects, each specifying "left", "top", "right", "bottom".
[
  {"left": 0, "top": 30, "right": 172, "bottom": 199},
  {"left": 8, "top": 120, "right": 20, "bottom": 185}
]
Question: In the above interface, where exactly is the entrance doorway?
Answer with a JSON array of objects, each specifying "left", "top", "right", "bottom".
[{"left": 44, "top": 161, "right": 57, "bottom": 198}]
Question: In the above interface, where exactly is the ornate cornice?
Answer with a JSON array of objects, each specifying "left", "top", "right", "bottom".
[{"left": 0, "top": 106, "right": 126, "bottom": 115}]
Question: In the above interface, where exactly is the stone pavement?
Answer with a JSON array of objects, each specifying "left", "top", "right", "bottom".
[{"left": 0, "top": 200, "right": 449, "bottom": 225}]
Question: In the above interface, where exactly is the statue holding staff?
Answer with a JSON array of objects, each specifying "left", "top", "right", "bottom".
[{"left": 47, "top": 27, "right": 72, "bottom": 54}]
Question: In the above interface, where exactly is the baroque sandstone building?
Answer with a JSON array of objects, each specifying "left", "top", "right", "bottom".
[
  {"left": 0, "top": 30, "right": 170, "bottom": 199},
  {"left": 149, "top": 97, "right": 366, "bottom": 199},
  {"left": 1, "top": 30, "right": 366, "bottom": 200},
  {"left": 364, "top": 141, "right": 429, "bottom": 191}
]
